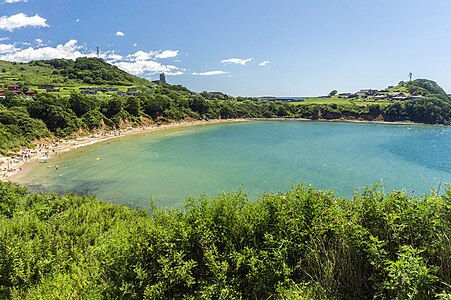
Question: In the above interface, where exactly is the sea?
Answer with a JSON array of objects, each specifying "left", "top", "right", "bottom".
[{"left": 20, "top": 120, "right": 451, "bottom": 209}]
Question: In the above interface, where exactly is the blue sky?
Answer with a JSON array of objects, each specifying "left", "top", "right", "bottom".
[{"left": 0, "top": 0, "right": 450, "bottom": 96}]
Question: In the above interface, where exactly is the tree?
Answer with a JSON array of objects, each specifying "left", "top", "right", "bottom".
[
  {"left": 328, "top": 90, "right": 338, "bottom": 97},
  {"left": 142, "top": 94, "right": 171, "bottom": 119},
  {"left": 28, "top": 95, "right": 80, "bottom": 135},
  {"left": 104, "top": 97, "right": 123, "bottom": 118},
  {"left": 125, "top": 97, "right": 141, "bottom": 116},
  {"left": 68, "top": 93, "right": 99, "bottom": 117},
  {"left": 82, "top": 110, "right": 105, "bottom": 130},
  {"left": 189, "top": 95, "right": 209, "bottom": 114}
]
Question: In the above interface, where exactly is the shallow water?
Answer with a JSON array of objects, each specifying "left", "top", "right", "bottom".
[{"left": 22, "top": 121, "right": 451, "bottom": 209}]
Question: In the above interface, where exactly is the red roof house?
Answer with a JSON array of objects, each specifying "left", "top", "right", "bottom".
[
  {"left": 25, "top": 90, "right": 37, "bottom": 96},
  {"left": 7, "top": 84, "right": 20, "bottom": 90}
]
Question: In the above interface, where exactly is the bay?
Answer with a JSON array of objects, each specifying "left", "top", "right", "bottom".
[{"left": 21, "top": 121, "right": 451, "bottom": 209}]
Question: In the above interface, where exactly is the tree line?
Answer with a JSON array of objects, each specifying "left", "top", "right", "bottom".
[{"left": 0, "top": 81, "right": 450, "bottom": 154}]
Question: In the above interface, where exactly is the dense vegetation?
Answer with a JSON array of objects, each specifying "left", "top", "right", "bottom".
[
  {"left": 0, "top": 181, "right": 449, "bottom": 299},
  {"left": 0, "top": 59, "right": 450, "bottom": 155},
  {"left": 1, "top": 61, "right": 450, "bottom": 298}
]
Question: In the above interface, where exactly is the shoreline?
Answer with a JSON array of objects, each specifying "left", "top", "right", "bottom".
[
  {"left": 2, "top": 118, "right": 247, "bottom": 183},
  {"left": 1, "top": 116, "right": 445, "bottom": 183}
]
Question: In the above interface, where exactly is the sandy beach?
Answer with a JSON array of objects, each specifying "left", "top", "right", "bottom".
[
  {"left": 1, "top": 117, "right": 438, "bottom": 183},
  {"left": 2, "top": 118, "right": 247, "bottom": 183}
]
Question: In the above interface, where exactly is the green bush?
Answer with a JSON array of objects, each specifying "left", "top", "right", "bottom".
[
  {"left": 381, "top": 246, "right": 438, "bottom": 299},
  {"left": 0, "top": 182, "right": 449, "bottom": 299}
]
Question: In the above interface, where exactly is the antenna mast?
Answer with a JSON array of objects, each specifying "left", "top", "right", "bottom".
[
  {"left": 96, "top": 47, "right": 100, "bottom": 58},
  {"left": 408, "top": 72, "right": 412, "bottom": 82}
]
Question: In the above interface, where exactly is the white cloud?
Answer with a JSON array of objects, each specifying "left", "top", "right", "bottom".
[
  {"left": 0, "top": 39, "right": 84, "bottom": 61},
  {"left": 35, "top": 38, "right": 44, "bottom": 46},
  {"left": 0, "top": 37, "right": 10, "bottom": 41},
  {"left": 0, "top": 43, "right": 17, "bottom": 53},
  {"left": 115, "top": 31, "right": 124, "bottom": 37},
  {"left": 126, "top": 49, "right": 179, "bottom": 61},
  {"left": 192, "top": 70, "right": 228, "bottom": 76},
  {"left": 130, "top": 50, "right": 155, "bottom": 61},
  {"left": 155, "top": 50, "right": 178, "bottom": 59},
  {"left": 259, "top": 60, "right": 270, "bottom": 66},
  {"left": 0, "top": 39, "right": 184, "bottom": 77},
  {"left": 0, "top": 13, "right": 48, "bottom": 31},
  {"left": 104, "top": 53, "right": 123, "bottom": 62},
  {"left": 3, "top": 0, "right": 28, "bottom": 3},
  {"left": 133, "top": 43, "right": 137, "bottom": 47},
  {"left": 109, "top": 49, "right": 182, "bottom": 75},
  {"left": 75, "top": 18, "right": 80, "bottom": 23},
  {"left": 114, "top": 60, "right": 180, "bottom": 76},
  {"left": 165, "top": 71, "right": 184, "bottom": 76},
  {"left": 220, "top": 58, "right": 253, "bottom": 65}
]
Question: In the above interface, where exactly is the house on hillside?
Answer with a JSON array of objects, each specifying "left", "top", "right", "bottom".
[
  {"left": 374, "top": 95, "right": 388, "bottom": 100},
  {"left": 38, "top": 84, "right": 54, "bottom": 90},
  {"left": 359, "top": 89, "right": 378, "bottom": 96},
  {"left": 127, "top": 88, "right": 138, "bottom": 95},
  {"left": 100, "top": 87, "right": 118, "bottom": 92},
  {"left": 389, "top": 92, "right": 407, "bottom": 98},
  {"left": 339, "top": 93, "right": 357, "bottom": 99},
  {"left": 81, "top": 89, "right": 97, "bottom": 95},
  {"left": 79, "top": 87, "right": 98, "bottom": 94},
  {"left": 7, "top": 84, "right": 20, "bottom": 90},
  {"left": 2, "top": 86, "right": 23, "bottom": 95},
  {"left": 392, "top": 96, "right": 408, "bottom": 101}
]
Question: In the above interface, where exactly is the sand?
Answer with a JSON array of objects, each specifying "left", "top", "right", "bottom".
[
  {"left": 2, "top": 117, "right": 435, "bottom": 183},
  {"left": 2, "top": 118, "right": 247, "bottom": 183}
]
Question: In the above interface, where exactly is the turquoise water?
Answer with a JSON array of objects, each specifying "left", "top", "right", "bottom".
[{"left": 22, "top": 121, "right": 450, "bottom": 209}]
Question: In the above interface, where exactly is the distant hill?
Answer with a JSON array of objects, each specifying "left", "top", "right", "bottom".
[
  {"left": 0, "top": 57, "right": 151, "bottom": 87},
  {"left": 398, "top": 79, "right": 450, "bottom": 102}
]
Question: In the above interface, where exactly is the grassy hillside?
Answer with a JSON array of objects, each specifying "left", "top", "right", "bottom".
[
  {"left": 0, "top": 57, "right": 151, "bottom": 90},
  {"left": 403, "top": 79, "right": 450, "bottom": 101},
  {"left": 293, "top": 79, "right": 450, "bottom": 106},
  {"left": 0, "top": 61, "right": 450, "bottom": 155}
]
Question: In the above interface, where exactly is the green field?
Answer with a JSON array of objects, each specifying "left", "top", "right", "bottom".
[{"left": 0, "top": 58, "right": 152, "bottom": 96}]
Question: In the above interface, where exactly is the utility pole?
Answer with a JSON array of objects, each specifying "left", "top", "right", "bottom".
[
  {"left": 96, "top": 47, "right": 100, "bottom": 58},
  {"left": 408, "top": 72, "right": 412, "bottom": 82}
]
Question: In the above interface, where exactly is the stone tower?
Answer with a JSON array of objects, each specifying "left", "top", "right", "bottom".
[{"left": 159, "top": 73, "right": 166, "bottom": 84}]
